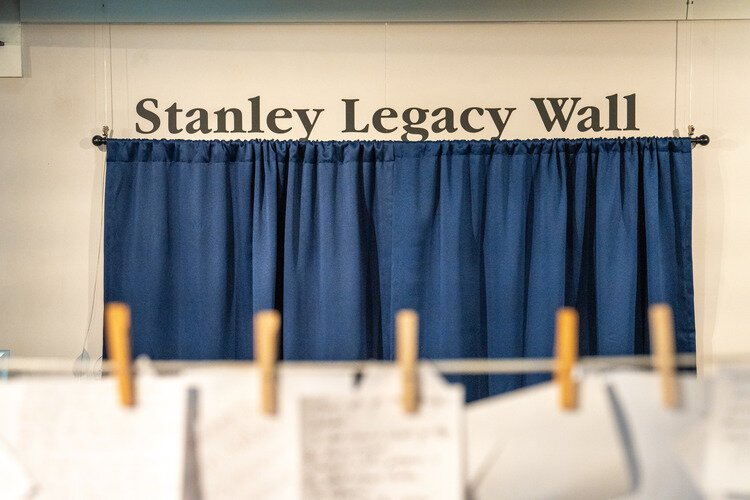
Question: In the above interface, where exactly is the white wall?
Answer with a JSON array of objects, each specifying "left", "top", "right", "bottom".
[
  {"left": 0, "top": 21, "right": 748, "bottom": 368},
  {"left": 0, "top": 25, "right": 105, "bottom": 359},
  {"left": 683, "top": 21, "right": 750, "bottom": 365}
]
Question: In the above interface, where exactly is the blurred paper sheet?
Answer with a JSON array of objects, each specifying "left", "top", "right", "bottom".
[
  {"left": 297, "top": 366, "right": 464, "bottom": 500},
  {"left": 0, "top": 383, "right": 22, "bottom": 452},
  {"left": 674, "top": 422, "right": 709, "bottom": 494},
  {"left": 704, "top": 368, "right": 750, "bottom": 497},
  {"left": 607, "top": 371, "right": 706, "bottom": 500},
  {"left": 467, "top": 377, "right": 631, "bottom": 500},
  {"left": 184, "top": 367, "right": 354, "bottom": 500},
  {"left": 0, "top": 376, "right": 187, "bottom": 500},
  {"left": 0, "top": 436, "right": 35, "bottom": 499}
]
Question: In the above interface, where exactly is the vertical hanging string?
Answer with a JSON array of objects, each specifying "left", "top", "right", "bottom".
[
  {"left": 76, "top": 22, "right": 114, "bottom": 377},
  {"left": 384, "top": 22, "right": 388, "bottom": 109}
]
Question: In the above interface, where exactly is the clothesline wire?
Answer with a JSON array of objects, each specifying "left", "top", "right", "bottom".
[{"left": 3, "top": 352, "right": 737, "bottom": 376}]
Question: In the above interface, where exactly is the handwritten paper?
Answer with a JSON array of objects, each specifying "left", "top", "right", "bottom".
[
  {"left": 703, "top": 368, "right": 750, "bottom": 497},
  {"left": 467, "top": 377, "right": 631, "bottom": 500},
  {"left": 0, "top": 376, "right": 188, "bottom": 500},
  {"left": 183, "top": 367, "right": 355, "bottom": 500},
  {"left": 297, "top": 366, "right": 464, "bottom": 500},
  {"left": 606, "top": 371, "right": 706, "bottom": 499}
]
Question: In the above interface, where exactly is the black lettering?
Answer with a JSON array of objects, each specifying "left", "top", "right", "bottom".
[
  {"left": 431, "top": 107, "right": 457, "bottom": 134},
  {"left": 165, "top": 103, "right": 183, "bottom": 134},
  {"left": 293, "top": 108, "right": 325, "bottom": 140},
  {"left": 267, "top": 108, "right": 293, "bottom": 134},
  {"left": 624, "top": 93, "right": 639, "bottom": 130},
  {"left": 460, "top": 107, "right": 484, "bottom": 133},
  {"left": 373, "top": 107, "right": 398, "bottom": 133},
  {"left": 605, "top": 93, "right": 620, "bottom": 131},
  {"left": 185, "top": 108, "right": 211, "bottom": 134},
  {"left": 247, "top": 96, "right": 264, "bottom": 133},
  {"left": 342, "top": 99, "right": 369, "bottom": 133},
  {"left": 402, "top": 108, "right": 429, "bottom": 141},
  {"left": 576, "top": 106, "right": 603, "bottom": 132},
  {"left": 485, "top": 108, "right": 516, "bottom": 139},
  {"left": 135, "top": 98, "right": 160, "bottom": 134},
  {"left": 214, "top": 108, "right": 243, "bottom": 133},
  {"left": 531, "top": 97, "right": 582, "bottom": 132}
]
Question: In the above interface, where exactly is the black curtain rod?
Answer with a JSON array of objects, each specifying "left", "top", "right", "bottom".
[{"left": 91, "top": 134, "right": 711, "bottom": 147}]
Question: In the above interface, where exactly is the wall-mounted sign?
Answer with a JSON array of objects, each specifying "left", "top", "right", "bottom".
[
  {"left": 134, "top": 93, "right": 639, "bottom": 141},
  {"left": 111, "top": 23, "right": 676, "bottom": 141}
]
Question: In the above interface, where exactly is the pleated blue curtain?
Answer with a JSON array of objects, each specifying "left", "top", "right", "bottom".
[{"left": 104, "top": 138, "right": 695, "bottom": 401}]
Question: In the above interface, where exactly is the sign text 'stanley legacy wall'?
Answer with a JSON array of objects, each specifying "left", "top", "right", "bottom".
[{"left": 135, "top": 94, "right": 639, "bottom": 140}]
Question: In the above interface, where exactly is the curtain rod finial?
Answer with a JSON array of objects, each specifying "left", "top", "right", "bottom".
[
  {"left": 691, "top": 134, "right": 710, "bottom": 146},
  {"left": 93, "top": 125, "right": 110, "bottom": 147}
]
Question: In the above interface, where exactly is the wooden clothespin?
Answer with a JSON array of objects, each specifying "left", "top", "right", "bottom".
[
  {"left": 104, "top": 302, "right": 135, "bottom": 407},
  {"left": 554, "top": 307, "right": 579, "bottom": 411},
  {"left": 648, "top": 304, "right": 680, "bottom": 409},
  {"left": 396, "top": 309, "right": 419, "bottom": 414},
  {"left": 254, "top": 310, "right": 281, "bottom": 415}
]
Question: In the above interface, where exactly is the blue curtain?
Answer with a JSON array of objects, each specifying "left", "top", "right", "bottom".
[{"left": 104, "top": 138, "right": 695, "bottom": 401}]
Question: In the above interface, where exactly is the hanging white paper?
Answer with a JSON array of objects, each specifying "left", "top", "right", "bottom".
[
  {"left": 183, "top": 367, "right": 355, "bottom": 500},
  {"left": 0, "top": 376, "right": 188, "bottom": 500},
  {"left": 297, "top": 365, "right": 464, "bottom": 500},
  {"left": 606, "top": 371, "right": 707, "bottom": 500},
  {"left": 703, "top": 368, "right": 750, "bottom": 497},
  {"left": 467, "top": 377, "right": 631, "bottom": 500},
  {"left": 674, "top": 421, "right": 710, "bottom": 494},
  {"left": 0, "top": 436, "right": 35, "bottom": 499}
]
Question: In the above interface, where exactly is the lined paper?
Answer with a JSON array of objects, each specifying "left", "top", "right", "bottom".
[
  {"left": 297, "top": 366, "right": 464, "bottom": 500},
  {"left": 184, "top": 367, "right": 355, "bottom": 500}
]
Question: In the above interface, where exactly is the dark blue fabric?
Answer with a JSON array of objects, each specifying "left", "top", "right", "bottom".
[{"left": 104, "top": 138, "right": 695, "bottom": 401}]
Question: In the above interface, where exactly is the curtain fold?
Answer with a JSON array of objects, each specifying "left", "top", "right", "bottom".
[{"left": 105, "top": 138, "right": 695, "bottom": 400}]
